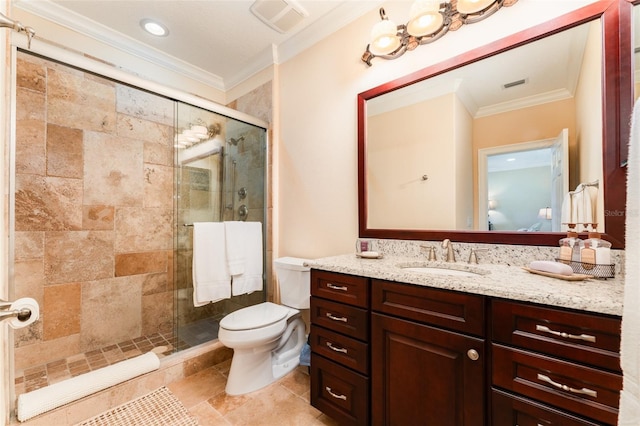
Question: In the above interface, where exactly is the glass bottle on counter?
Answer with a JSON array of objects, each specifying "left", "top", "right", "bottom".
[
  {"left": 580, "top": 224, "right": 611, "bottom": 266},
  {"left": 558, "top": 224, "right": 581, "bottom": 263}
]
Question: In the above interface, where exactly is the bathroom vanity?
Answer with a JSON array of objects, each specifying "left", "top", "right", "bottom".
[{"left": 307, "top": 253, "right": 623, "bottom": 425}]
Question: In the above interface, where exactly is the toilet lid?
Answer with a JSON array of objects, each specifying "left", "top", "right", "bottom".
[{"left": 220, "top": 302, "right": 290, "bottom": 331}]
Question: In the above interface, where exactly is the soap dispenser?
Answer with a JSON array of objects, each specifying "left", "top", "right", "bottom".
[
  {"left": 558, "top": 224, "right": 580, "bottom": 263},
  {"left": 580, "top": 224, "right": 611, "bottom": 266}
]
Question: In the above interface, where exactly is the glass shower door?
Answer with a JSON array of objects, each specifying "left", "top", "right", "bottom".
[{"left": 174, "top": 102, "right": 266, "bottom": 349}]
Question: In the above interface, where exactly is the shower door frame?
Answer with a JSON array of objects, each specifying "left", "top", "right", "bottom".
[{"left": 3, "top": 36, "right": 268, "bottom": 420}]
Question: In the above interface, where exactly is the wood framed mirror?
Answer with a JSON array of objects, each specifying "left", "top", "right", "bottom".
[{"left": 358, "top": 0, "right": 627, "bottom": 249}]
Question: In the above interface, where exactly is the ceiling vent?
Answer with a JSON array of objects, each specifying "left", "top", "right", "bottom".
[
  {"left": 502, "top": 78, "right": 527, "bottom": 89},
  {"left": 250, "top": 0, "right": 308, "bottom": 34}
]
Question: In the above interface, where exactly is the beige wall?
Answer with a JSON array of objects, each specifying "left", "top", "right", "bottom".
[
  {"left": 367, "top": 94, "right": 456, "bottom": 229},
  {"left": 575, "top": 19, "right": 604, "bottom": 228},
  {"left": 277, "top": 1, "right": 597, "bottom": 259}
]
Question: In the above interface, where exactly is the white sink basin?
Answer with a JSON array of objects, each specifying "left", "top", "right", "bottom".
[{"left": 402, "top": 267, "right": 481, "bottom": 277}]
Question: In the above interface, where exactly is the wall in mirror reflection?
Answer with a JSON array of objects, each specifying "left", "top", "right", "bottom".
[{"left": 366, "top": 20, "right": 604, "bottom": 232}]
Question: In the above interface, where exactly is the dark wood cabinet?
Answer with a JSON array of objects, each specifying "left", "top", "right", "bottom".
[
  {"left": 310, "top": 270, "right": 370, "bottom": 426},
  {"left": 372, "top": 312, "right": 485, "bottom": 426},
  {"left": 371, "top": 280, "right": 486, "bottom": 426},
  {"left": 491, "top": 299, "right": 622, "bottom": 425},
  {"left": 309, "top": 269, "right": 623, "bottom": 425}
]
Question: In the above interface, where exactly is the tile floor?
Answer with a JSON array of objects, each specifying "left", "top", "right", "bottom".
[
  {"left": 14, "top": 330, "right": 181, "bottom": 396},
  {"left": 169, "top": 361, "right": 338, "bottom": 426},
  {"left": 15, "top": 316, "right": 219, "bottom": 396}
]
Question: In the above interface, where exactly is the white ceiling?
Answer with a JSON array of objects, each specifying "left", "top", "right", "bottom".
[
  {"left": 15, "top": 0, "right": 380, "bottom": 90},
  {"left": 366, "top": 20, "right": 593, "bottom": 119}
]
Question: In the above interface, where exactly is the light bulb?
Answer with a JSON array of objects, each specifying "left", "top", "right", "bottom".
[
  {"left": 407, "top": 0, "right": 443, "bottom": 37},
  {"left": 370, "top": 18, "right": 400, "bottom": 55}
]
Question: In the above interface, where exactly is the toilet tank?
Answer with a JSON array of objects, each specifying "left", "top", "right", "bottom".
[{"left": 274, "top": 257, "right": 310, "bottom": 309}]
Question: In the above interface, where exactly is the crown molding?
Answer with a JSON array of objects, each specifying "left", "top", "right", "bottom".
[
  {"left": 475, "top": 88, "right": 573, "bottom": 118},
  {"left": 14, "top": 0, "right": 226, "bottom": 90}
]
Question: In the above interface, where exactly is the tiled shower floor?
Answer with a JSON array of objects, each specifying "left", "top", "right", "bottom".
[{"left": 15, "top": 318, "right": 220, "bottom": 396}]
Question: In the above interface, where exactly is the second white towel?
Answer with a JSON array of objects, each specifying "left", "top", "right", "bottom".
[{"left": 231, "top": 221, "right": 264, "bottom": 296}]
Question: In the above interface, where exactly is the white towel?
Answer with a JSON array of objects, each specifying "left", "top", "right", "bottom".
[
  {"left": 572, "top": 183, "right": 594, "bottom": 229},
  {"left": 231, "top": 221, "right": 264, "bottom": 296},
  {"left": 619, "top": 99, "right": 640, "bottom": 425},
  {"left": 224, "top": 221, "right": 247, "bottom": 276},
  {"left": 192, "top": 222, "right": 231, "bottom": 307}
]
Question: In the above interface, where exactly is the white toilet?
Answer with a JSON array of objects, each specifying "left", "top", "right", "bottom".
[{"left": 218, "top": 257, "right": 310, "bottom": 395}]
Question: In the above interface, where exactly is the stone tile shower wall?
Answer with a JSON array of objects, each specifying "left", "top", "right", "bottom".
[{"left": 13, "top": 52, "right": 175, "bottom": 370}]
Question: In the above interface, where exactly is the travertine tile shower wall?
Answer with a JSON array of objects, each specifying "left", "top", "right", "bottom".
[{"left": 13, "top": 52, "right": 175, "bottom": 370}]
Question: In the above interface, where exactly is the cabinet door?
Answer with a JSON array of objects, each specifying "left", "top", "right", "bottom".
[{"left": 372, "top": 313, "right": 485, "bottom": 426}]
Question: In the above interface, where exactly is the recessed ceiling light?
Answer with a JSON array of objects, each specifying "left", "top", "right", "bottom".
[{"left": 140, "top": 19, "right": 169, "bottom": 37}]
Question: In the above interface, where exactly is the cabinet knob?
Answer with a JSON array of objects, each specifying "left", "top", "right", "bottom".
[{"left": 467, "top": 349, "right": 479, "bottom": 361}]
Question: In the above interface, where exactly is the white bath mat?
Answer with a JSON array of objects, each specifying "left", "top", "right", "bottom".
[{"left": 75, "top": 387, "right": 198, "bottom": 426}]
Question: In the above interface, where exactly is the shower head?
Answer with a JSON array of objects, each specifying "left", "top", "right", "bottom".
[{"left": 228, "top": 136, "right": 245, "bottom": 146}]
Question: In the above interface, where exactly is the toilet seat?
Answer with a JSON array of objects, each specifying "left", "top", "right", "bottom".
[{"left": 220, "top": 302, "right": 290, "bottom": 331}]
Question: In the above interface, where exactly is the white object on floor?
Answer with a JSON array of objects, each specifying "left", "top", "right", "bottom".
[
  {"left": 619, "top": 100, "right": 640, "bottom": 424},
  {"left": 17, "top": 352, "right": 160, "bottom": 422}
]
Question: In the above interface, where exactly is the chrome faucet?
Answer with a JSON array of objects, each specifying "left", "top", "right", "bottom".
[{"left": 441, "top": 239, "right": 456, "bottom": 262}]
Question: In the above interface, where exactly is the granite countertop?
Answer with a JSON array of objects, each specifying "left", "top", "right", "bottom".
[{"left": 306, "top": 254, "right": 624, "bottom": 316}]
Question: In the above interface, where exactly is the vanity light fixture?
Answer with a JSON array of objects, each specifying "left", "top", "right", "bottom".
[
  {"left": 362, "top": 0, "right": 518, "bottom": 66},
  {"left": 140, "top": 18, "right": 169, "bottom": 37},
  {"left": 175, "top": 121, "right": 222, "bottom": 149}
]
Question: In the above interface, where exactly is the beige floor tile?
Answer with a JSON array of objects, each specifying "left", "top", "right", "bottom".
[
  {"left": 207, "top": 391, "right": 252, "bottom": 416},
  {"left": 223, "top": 381, "right": 323, "bottom": 426},
  {"left": 167, "top": 366, "right": 227, "bottom": 409},
  {"left": 213, "top": 358, "right": 231, "bottom": 377},
  {"left": 279, "top": 366, "right": 310, "bottom": 397},
  {"left": 189, "top": 400, "right": 231, "bottom": 426}
]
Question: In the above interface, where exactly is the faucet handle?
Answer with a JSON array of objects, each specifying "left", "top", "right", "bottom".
[
  {"left": 420, "top": 245, "right": 437, "bottom": 261},
  {"left": 468, "top": 248, "right": 488, "bottom": 264}
]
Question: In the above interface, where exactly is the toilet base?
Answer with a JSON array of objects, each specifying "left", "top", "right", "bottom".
[{"left": 224, "top": 317, "right": 306, "bottom": 396}]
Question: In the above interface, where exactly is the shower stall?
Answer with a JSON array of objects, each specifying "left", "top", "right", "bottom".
[{"left": 10, "top": 50, "right": 267, "bottom": 402}]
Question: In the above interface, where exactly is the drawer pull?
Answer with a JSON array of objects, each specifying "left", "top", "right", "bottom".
[
  {"left": 326, "top": 283, "right": 348, "bottom": 291},
  {"left": 326, "top": 313, "right": 348, "bottom": 322},
  {"left": 326, "top": 342, "right": 348, "bottom": 353},
  {"left": 325, "top": 386, "right": 347, "bottom": 400},
  {"left": 537, "top": 373, "right": 598, "bottom": 398},
  {"left": 535, "top": 325, "right": 596, "bottom": 343}
]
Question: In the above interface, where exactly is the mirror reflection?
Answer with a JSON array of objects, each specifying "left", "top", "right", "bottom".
[{"left": 365, "top": 19, "right": 604, "bottom": 233}]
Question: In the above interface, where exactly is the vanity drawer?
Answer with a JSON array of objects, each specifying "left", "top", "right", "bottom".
[
  {"left": 371, "top": 279, "right": 485, "bottom": 337},
  {"left": 492, "top": 344, "right": 622, "bottom": 425},
  {"left": 492, "top": 389, "right": 602, "bottom": 426},
  {"left": 311, "top": 353, "right": 369, "bottom": 426},
  {"left": 311, "top": 297, "right": 369, "bottom": 341},
  {"left": 491, "top": 299, "right": 621, "bottom": 372},
  {"left": 310, "top": 324, "right": 369, "bottom": 375},
  {"left": 311, "top": 270, "right": 369, "bottom": 308}
]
